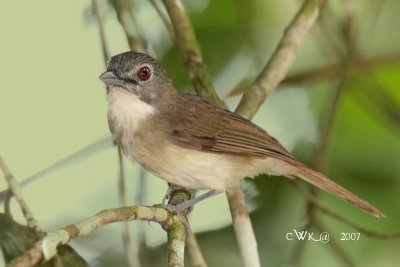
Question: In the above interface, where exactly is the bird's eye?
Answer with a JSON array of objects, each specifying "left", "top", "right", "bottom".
[{"left": 137, "top": 66, "right": 152, "bottom": 81}]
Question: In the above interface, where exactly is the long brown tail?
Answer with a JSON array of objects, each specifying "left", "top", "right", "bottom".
[{"left": 293, "top": 163, "right": 384, "bottom": 218}]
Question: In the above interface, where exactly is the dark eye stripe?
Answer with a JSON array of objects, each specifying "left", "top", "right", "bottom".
[{"left": 123, "top": 78, "right": 138, "bottom": 85}]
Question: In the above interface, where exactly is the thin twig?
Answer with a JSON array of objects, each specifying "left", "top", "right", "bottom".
[
  {"left": 366, "top": 0, "right": 387, "bottom": 39},
  {"left": 226, "top": 51, "right": 400, "bottom": 97},
  {"left": 289, "top": 181, "right": 400, "bottom": 239},
  {"left": 311, "top": 71, "right": 348, "bottom": 169},
  {"left": 137, "top": 167, "right": 147, "bottom": 245},
  {"left": 352, "top": 69, "right": 400, "bottom": 133},
  {"left": 93, "top": 1, "right": 141, "bottom": 264},
  {"left": 0, "top": 137, "right": 113, "bottom": 203},
  {"left": 0, "top": 156, "right": 42, "bottom": 233},
  {"left": 93, "top": 1, "right": 140, "bottom": 262},
  {"left": 186, "top": 233, "right": 208, "bottom": 267},
  {"left": 4, "top": 189, "right": 12, "bottom": 215},
  {"left": 110, "top": 0, "right": 146, "bottom": 51},
  {"left": 289, "top": 223, "right": 313, "bottom": 266},
  {"left": 117, "top": 146, "right": 140, "bottom": 267},
  {"left": 161, "top": 0, "right": 223, "bottom": 104},
  {"left": 235, "top": 0, "right": 326, "bottom": 118},
  {"left": 92, "top": 0, "right": 109, "bottom": 64},
  {"left": 0, "top": 249, "right": 5, "bottom": 267},
  {"left": 226, "top": 187, "right": 260, "bottom": 267},
  {"left": 313, "top": 223, "right": 355, "bottom": 267},
  {"left": 7, "top": 205, "right": 175, "bottom": 267},
  {"left": 148, "top": 0, "right": 174, "bottom": 39},
  {"left": 315, "top": 4, "right": 346, "bottom": 57},
  {"left": 282, "top": 51, "right": 400, "bottom": 85}
]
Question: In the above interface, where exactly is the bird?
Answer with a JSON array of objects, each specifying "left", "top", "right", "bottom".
[{"left": 99, "top": 51, "right": 383, "bottom": 218}]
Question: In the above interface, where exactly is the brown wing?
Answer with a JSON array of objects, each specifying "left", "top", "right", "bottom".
[
  {"left": 168, "top": 94, "right": 384, "bottom": 218},
  {"left": 169, "top": 93, "right": 296, "bottom": 160}
]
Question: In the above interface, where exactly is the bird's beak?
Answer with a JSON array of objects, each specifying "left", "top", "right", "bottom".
[{"left": 99, "top": 71, "right": 124, "bottom": 86}]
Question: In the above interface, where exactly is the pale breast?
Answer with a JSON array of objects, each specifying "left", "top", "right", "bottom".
[{"left": 107, "top": 87, "right": 155, "bottom": 162}]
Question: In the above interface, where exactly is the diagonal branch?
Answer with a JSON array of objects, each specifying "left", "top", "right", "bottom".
[
  {"left": 161, "top": 0, "right": 223, "bottom": 105},
  {"left": 313, "top": 223, "right": 355, "bottom": 267},
  {"left": 7, "top": 205, "right": 177, "bottom": 267},
  {"left": 0, "top": 156, "right": 42, "bottom": 234},
  {"left": 235, "top": 0, "right": 327, "bottom": 118},
  {"left": 148, "top": 0, "right": 174, "bottom": 38},
  {"left": 283, "top": 51, "right": 400, "bottom": 85},
  {"left": 110, "top": 0, "right": 146, "bottom": 51},
  {"left": 0, "top": 137, "right": 113, "bottom": 203},
  {"left": 289, "top": 181, "right": 400, "bottom": 239}
]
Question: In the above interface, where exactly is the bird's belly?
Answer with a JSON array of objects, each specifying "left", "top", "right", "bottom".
[
  {"left": 144, "top": 144, "right": 259, "bottom": 191},
  {"left": 120, "top": 133, "right": 155, "bottom": 167},
  {"left": 117, "top": 131, "right": 297, "bottom": 191},
  {"left": 119, "top": 135, "right": 247, "bottom": 190}
]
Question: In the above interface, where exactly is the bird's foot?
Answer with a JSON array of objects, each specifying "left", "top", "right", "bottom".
[
  {"left": 157, "top": 189, "right": 223, "bottom": 233},
  {"left": 155, "top": 203, "right": 192, "bottom": 233},
  {"left": 159, "top": 186, "right": 197, "bottom": 233}
]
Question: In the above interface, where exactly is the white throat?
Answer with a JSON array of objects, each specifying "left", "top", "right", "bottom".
[{"left": 107, "top": 87, "right": 155, "bottom": 135}]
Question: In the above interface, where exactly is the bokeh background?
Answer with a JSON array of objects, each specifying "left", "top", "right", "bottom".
[{"left": 1, "top": 0, "right": 400, "bottom": 266}]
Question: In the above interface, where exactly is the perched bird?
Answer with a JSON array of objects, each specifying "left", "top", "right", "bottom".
[{"left": 99, "top": 51, "right": 383, "bottom": 218}]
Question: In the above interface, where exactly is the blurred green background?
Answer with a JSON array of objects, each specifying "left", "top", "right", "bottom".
[{"left": 0, "top": 0, "right": 399, "bottom": 266}]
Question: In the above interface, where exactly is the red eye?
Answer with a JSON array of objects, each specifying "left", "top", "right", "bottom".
[{"left": 137, "top": 66, "right": 151, "bottom": 81}]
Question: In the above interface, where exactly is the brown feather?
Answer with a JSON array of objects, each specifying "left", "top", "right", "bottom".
[
  {"left": 167, "top": 92, "right": 384, "bottom": 217},
  {"left": 289, "top": 161, "right": 384, "bottom": 217},
  {"left": 169, "top": 93, "right": 295, "bottom": 160}
]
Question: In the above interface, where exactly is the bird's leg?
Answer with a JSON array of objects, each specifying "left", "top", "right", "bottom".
[
  {"left": 163, "top": 190, "right": 223, "bottom": 213},
  {"left": 158, "top": 187, "right": 222, "bottom": 232},
  {"left": 158, "top": 185, "right": 195, "bottom": 232}
]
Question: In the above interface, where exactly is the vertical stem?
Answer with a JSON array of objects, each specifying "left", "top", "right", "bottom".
[
  {"left": 93, "top": 0, "right": 142, "bottom": 263},
  {"left": 226, "top": 188, "right": 260, "bottom": 267},
  {"left": 136, "top": 167, "right": 147, "bottom": 245},
  {"left": 117, "top": 146, "right": 141, "bottom": 267},
  {"left": 167, "top": 220, "right": 185, "bottom": 267},
  {"left": 167, "top": 190, "right": 191, "bottom": 267},
  {"left": 186, "top": 232, "right": 208, "bottom": 267},
  {"left": 92, "top": 0, "right": 109, "bottom": 64}
]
